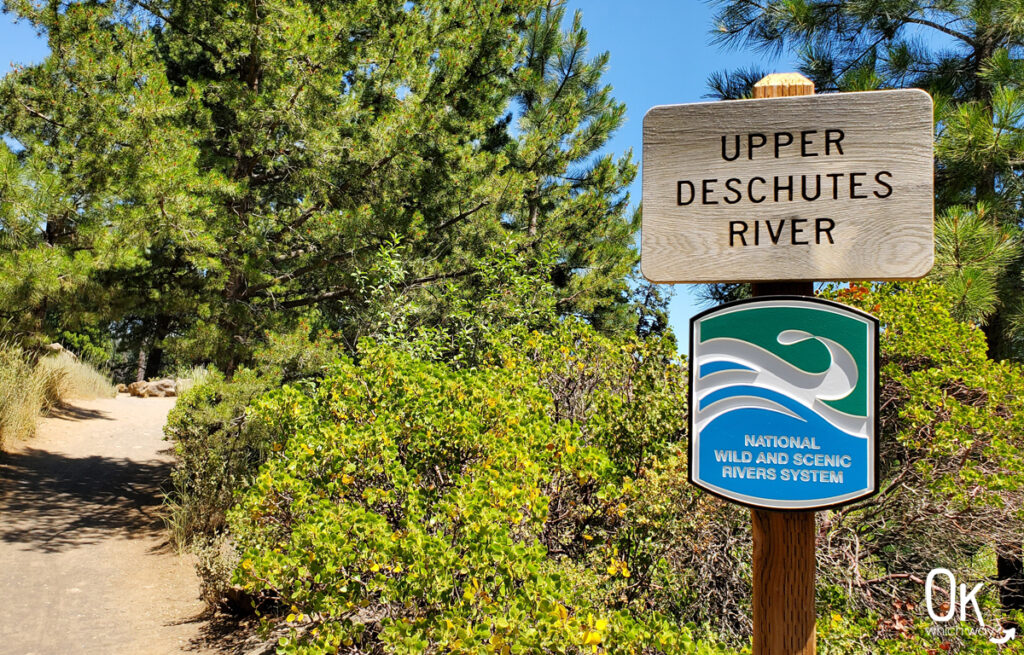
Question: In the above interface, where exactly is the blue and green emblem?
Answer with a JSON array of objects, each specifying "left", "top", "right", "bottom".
[{"left": 690, "top": 297, "right": 878, "bottom": 510}]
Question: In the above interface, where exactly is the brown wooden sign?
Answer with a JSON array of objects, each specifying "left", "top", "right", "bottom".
[{"left": 641, "top": 89, "right": 934, "bottom": 283}]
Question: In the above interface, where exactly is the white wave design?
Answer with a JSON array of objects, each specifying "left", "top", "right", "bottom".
[
  {"left": 695, "top": 333, "right": 868, "bottom": 438},
  {"left": 696, "top": 394, "right": 803, "bottom": 432}
]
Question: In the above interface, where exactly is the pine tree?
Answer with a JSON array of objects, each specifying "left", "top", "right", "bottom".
[
  {"left": 0, "top": 0, "right": 642, "bottom": 371},
  {"left": 509, "top": 2, "right": 639, "bottom": 334},
  {"left": 708, "top": 0, "right": 1024, "bottom": 614}
]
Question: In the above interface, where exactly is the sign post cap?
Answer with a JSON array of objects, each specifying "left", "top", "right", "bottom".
[{"left": 753, "top": 72, "right": 815, "bottom": 98}]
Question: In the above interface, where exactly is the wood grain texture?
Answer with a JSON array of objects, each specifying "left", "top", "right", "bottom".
[
  {"left": 754, "top": 73, "right": 815, "bottom": 98},
  {"left": 751, "top": 272, "right": 815, "bottom": 655},
  {"left": 641, "top": 89, "right": 934, "bottom": 282},
  {"left": 752, "top": 509, "right": 817, "bottom": 655}
]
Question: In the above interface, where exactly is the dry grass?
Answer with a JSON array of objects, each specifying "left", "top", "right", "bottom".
[
  {"left": 0, "top": 346, "right": 117, "bottom": 451},
  {"left": 34, "top": 351, "right": 117, "bottom": 408},
  {"left": 174, "top": 365, "right": 213, "bottom": 397},
  {"left": 0, "top": 345, "right": 40, "bottom": 451}
]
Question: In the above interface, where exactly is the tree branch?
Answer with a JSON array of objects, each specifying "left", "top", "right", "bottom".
[
  {"left": 432, "top": 201, "right": 490, "bottom": 234},
  {"left": 902, "top": 16, "right": 974, "bottom": 45},
  {"left": 279, "top": 287, "right": 355, "bottom": 308}
]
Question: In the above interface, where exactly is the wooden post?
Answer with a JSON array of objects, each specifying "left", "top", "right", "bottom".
[{"left": 750, "top": 72, "right": 817, "bottom": 655}]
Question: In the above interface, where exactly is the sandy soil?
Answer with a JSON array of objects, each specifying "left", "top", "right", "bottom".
[{"left": 0, "top": 396, "right": 215, "bottom": 655}]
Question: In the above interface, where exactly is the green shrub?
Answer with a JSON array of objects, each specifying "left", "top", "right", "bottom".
[
  {"left": 227, "top": 335, "right": 727, "bottom": 654},
  {"left": 164, "top": 326, "right": 341, "bottom": 546},
  {"left": 813, "top": 282, "right": 1024, "bottom": 643},
  {"left": 168, "top": 283, "right": 1024, "bottom": 653},
  {"left": 174, "top": 365, "right": 214, "bottom": 397}
]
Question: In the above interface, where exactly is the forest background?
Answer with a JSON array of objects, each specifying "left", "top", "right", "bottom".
[{"left": 2, "top": 1, "right": 1024, "bottom": 654}]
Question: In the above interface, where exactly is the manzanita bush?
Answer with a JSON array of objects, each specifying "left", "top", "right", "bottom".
[
  {"left": 226, "top": 327, "right": 728, "bottom": 654},
  {"left": 167, "top": 283, "right": 1024, "bottom": 654}
]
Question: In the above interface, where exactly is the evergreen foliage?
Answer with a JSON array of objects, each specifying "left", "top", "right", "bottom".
[
  {"left": 706, "top": 0, "right": 1024, "bottom": 349},
  {"left": 0, "top": 0, "right": 642, "bottom": 373}
]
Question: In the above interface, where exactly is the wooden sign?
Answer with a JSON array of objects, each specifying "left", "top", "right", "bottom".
[
  {"left": 689, "top": 297, "right": 878, "bottom": 510},
  {"left": 641, "top": 89, "right": 934, "bottom": 283}
]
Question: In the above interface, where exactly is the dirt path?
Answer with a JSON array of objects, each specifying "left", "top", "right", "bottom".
[{"left": 0, "top": 396, "right": 214, "bottom": 655}]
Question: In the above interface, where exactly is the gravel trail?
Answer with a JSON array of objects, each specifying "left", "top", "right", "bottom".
[{"left": 0, "top": 396, "right": 214, "bottom": 655}]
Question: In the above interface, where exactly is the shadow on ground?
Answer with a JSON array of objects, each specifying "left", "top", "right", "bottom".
[
  {"left": 182, "top": 610, "right": 280, "bottom": 655},
  {"left": 45, "top": 403, "right": 117, "bottom": 422},
  {"left": 0, "top": 447, "right": 172, "bottom": 553}
]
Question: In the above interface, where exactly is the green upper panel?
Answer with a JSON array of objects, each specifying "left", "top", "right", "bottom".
[{"left": 698, "top": 304, "right": 870, "bottom": 417}]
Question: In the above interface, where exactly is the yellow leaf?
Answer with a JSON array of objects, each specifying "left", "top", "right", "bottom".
[
  {"left": 555, "top": 603, "right": 569, "bottom": 621},
  {"left": 370, "top": 563, "right": 380, "bottom": 572},
  {"left": 595, "top": 618, "right": 608, "bottom": 631},
  {"left": 286, "top": 613, "right": 296, "bottom": 622},
  {"left": 583, "top": 630, "right": 602, "bottom": 646}
]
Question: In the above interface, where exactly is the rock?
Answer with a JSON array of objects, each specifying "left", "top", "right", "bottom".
[
  {"left": 128, "top": 379, "right": 178, "bottom": 398},
  {"left": 127, "top": 381, "right": 146, "bottom": 397},
  {"left": 46, "top": 343, "right": 78, "bottom": 359}
]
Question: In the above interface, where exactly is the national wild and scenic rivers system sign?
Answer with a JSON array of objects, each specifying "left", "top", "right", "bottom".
[{"left": 689, "top": 297, "right": 879, "bottom": 510}]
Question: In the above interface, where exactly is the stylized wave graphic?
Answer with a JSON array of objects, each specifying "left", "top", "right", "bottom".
[
  {"left": 695, "top": 392, "right": 870, "bottom": 503},
  {"left": 695, "top": 331, "right": 868, "bottom": 438}
]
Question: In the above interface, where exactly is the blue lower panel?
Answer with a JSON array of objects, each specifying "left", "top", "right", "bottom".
[{"left": 697, "top": 407, "right": 869, "bottom": 504}]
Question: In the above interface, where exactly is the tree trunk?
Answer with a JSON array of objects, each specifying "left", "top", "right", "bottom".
[
  {"left": 135, "top": 344, "right": 148, "bottom": 383},
  {"left": 143, "top": 315, "right": 171, "bottom": 380}
]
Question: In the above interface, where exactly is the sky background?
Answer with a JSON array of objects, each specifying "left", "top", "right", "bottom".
[
  {"left": 561, "top": 1, "right": 798, "bottom": 350},
  {"left": 0, "top": 2, "right": 799, "bottom": 352}
]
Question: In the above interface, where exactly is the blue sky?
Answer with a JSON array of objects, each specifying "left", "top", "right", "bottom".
[
  {"left": 0, "top": 2, "right": 798, "bottom": 351},
  {"left": 564, "top": 1, "right": 799, "bottom": 348}
]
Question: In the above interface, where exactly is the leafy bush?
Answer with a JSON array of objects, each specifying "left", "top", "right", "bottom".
[
  {"left": 813, "top": 282, "right": 1024, "bottom": 645},
  {"left": 167, "top": 282, "right": 1024, "bottom": 653},
  {"left": 164, "top": 327, "right": 342, "bottom": 547},
  {"left": 226, "top": 331, "right": 728, "bottom": 654},
  {"left": 173, "top": 365, "right": 214, "bottom": 397}
]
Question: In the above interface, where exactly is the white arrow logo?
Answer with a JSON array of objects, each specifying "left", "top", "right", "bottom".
[
  {"left": 925, "top": 568, "right": 1018, "bottom": 644},
  {"left": 991, "top": 627, "right": 1017, "bottom": 645}
]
